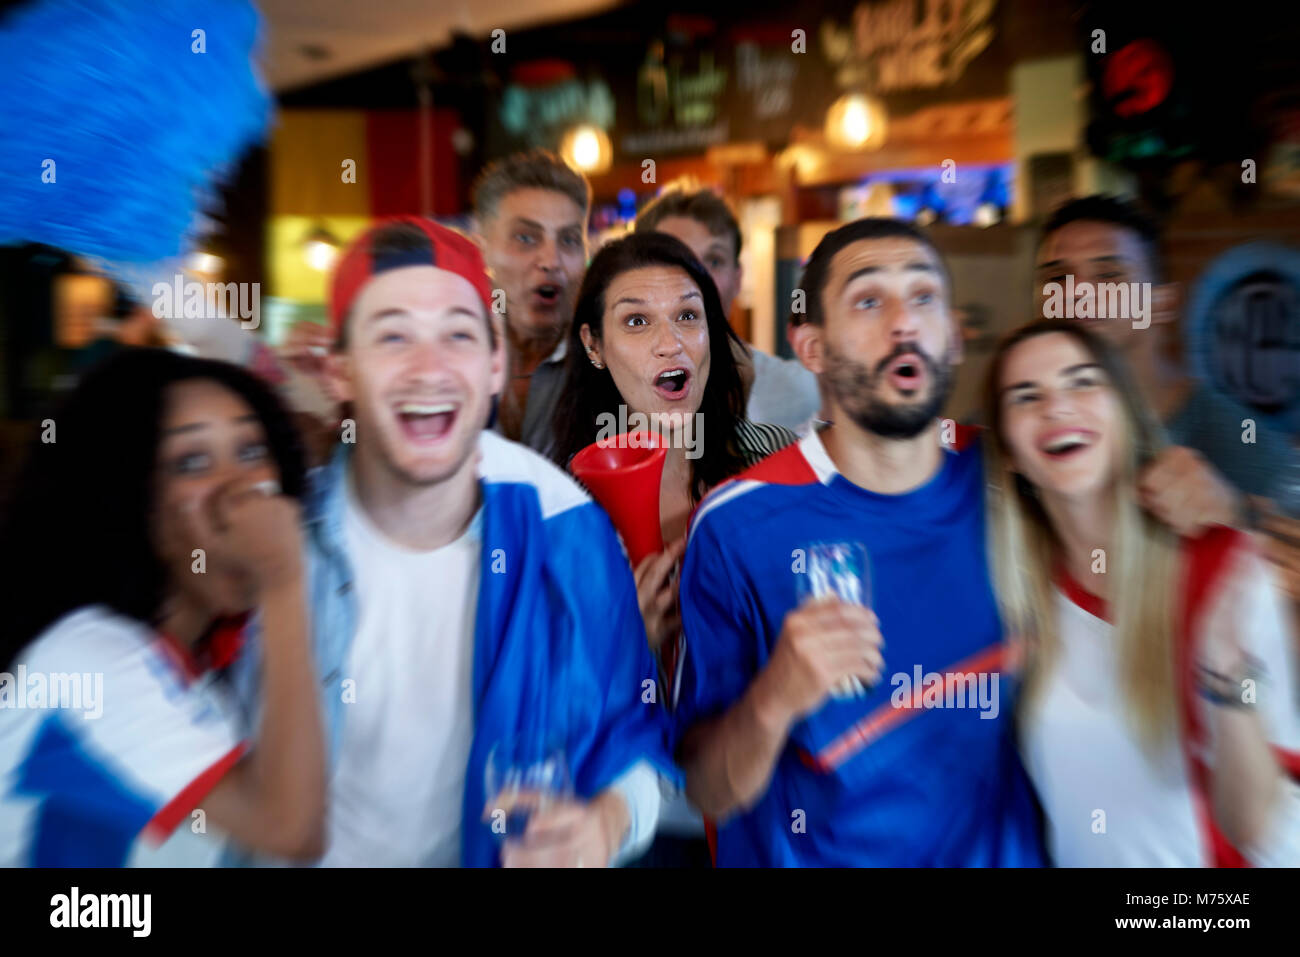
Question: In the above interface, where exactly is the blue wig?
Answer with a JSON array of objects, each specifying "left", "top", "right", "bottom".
[{"left": 0, "top": 0, "right": 270, "bottom": 274}]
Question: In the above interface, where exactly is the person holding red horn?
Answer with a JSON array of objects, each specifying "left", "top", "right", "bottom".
[
  {"left": 552, "top": 232, "right": 794, "bottom": 671},
  {"left": 551, "top": 232, "right": 795, "bottom": 866}
]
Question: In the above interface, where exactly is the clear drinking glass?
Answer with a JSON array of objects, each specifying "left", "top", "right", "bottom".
[
  {"left": 483, "top": 738, "right": 573, "bottom": 844},
  {"left": 796, "top": 542, "right": 874, "bottom": 699}
]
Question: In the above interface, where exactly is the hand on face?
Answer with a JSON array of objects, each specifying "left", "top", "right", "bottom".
[
  {"left": 154, "top": 379, "right": 296, "bottom": 615},
  {"left": 172, "top": 476, "right": 304, "bottom": 595}
]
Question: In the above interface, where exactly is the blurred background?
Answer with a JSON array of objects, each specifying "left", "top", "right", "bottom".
[{"left": 3, "top": 0, "right": 1300, "bottom": 496}]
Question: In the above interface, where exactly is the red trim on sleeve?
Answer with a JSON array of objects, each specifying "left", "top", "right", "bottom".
[
  {"left": 734, "top": 442, "right": 818, "bottom": 487},
  {"left": 206, "top": 615, "right": 249, "bottom": 671},
  {"left": 142, "top": 743, "right": 248, "bottom": 845},
  {"left": 1177, "top": 525, "right": 1251, "bottom": 867}
]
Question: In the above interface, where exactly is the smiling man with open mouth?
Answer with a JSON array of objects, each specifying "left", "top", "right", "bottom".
[{"left": 221, "top": 216, "right": 678, "bottom": 869}]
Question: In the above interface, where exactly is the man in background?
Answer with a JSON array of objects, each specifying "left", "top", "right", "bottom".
[
  {"left": 1036, "top": 195, "right": 1300, "bottom": 599},
  {"left": 473, "top": 150, "right": 591, "bottom": 454},
  {"left": 283, "top": 151, "right": 591, "bottom": 458}
]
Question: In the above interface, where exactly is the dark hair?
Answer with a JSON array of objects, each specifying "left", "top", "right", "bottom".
[
  {"left": 0, "top": 349, "right": 307, "bottom": 667},
  {"left": 1039, "top": 195, "right": 1164, "bottom": 281},
  {"left": 472, "top": 149, "right": 592, "bottom": 222},
  {"left": 338, "top": 221, "right": 497, "bottom": 350},
  {"left": 551, "top": 232, "right": 746, "bottom": 502},
  {"left": 635, "top": 186, "right": 743, "bottom": 262},
  {"left": 799, "top": 218, "right": 949, "bottom": 328}
]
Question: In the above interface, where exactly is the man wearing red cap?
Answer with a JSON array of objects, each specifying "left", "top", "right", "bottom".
[{"left": 225, "top": 216, "right": 676, "bottom": 867}]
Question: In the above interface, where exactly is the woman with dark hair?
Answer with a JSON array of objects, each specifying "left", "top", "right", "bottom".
[
  {"left": 552, "top": 232, "right": 793, "bottom": 868},
  {"left": 0, "top": 349, "right": 325, "bottom": 866},
  {"left": 552, "top": 232, "right": 794, "bottom": 655},
  {"left": 983, "top": 319, "right": 1300, "bottom": 866}
]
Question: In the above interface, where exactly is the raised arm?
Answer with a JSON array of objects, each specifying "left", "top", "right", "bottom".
[{"left": 192, "top": 481, "right": 327, "bottom": 860}]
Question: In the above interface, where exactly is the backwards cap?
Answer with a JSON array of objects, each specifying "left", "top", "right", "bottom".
[{"left": 327, "top": 216, "right": 494, "bottom": 337}]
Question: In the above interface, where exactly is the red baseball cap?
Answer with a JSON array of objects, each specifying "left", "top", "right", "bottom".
[{"left": 327, "top": 216, "right": 495, "bottom": 338}]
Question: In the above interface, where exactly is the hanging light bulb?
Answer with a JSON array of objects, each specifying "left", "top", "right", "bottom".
[
  {"left": 302, "top": 224, "right": 341, "bottom": 272},
  {"left": 561, "top": 124, "right": 612, "bottom": 174},
  {"left": 825, "top": 93, "right": 888, "bottom": 152},
  {"left": 186, "top": 250, "right": 224, "bottom": 277}
]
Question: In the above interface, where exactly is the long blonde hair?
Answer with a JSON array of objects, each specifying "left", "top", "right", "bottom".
[{"left": 982, "top": 321, "right": 1182, "bottom": 752}]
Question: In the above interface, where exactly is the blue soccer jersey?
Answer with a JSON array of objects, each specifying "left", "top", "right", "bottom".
[{"left": 677, "top": 430, "right": 1046, "bottom": 867}]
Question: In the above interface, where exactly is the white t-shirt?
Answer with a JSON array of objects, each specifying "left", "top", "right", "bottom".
[
  {"left": 319, "top": 485, "right": 481, "bottom": 867},
  {"left": 1020, "top": 550, "right": 1300, "bottom": 867}
]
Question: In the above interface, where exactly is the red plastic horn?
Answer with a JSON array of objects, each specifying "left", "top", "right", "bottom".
[{"left": 569, "top": 430, "right": 667, "bottom": 567}]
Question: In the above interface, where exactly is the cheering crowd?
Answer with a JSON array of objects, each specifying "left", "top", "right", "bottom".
[{"left": 1, "top": 150, "right": 1297, "bottom": 868}]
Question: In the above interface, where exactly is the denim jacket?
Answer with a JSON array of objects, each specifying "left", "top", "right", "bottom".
[{"left": 224, "top": 433, "right": 678, "bottom": 866}]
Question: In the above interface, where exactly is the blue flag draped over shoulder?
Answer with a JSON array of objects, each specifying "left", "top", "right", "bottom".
[
  {"left": 225, "top": 431, "right": 679, "bottom": 866},
  {"left": 459, "top": 433, "right": 679, "bottom": 865}
]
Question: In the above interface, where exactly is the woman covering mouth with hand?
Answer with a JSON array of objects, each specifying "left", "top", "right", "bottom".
[
  {"left": 0, "top": 349, "right": 325, "bottom": 867},
  {"left": 984, "top": 319, "right": 1300, "bottom": 866}
]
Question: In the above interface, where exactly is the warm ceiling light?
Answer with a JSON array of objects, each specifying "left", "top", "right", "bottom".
[
  {"left": 186, "top": 250, "right": 224, "bottom": 276},
  {"left": 825, "top": 93, "right": 888, "bottom": 152},
  {"left": 561, "top": 124, "right": 612, "bottom": 174},
  {"left": 302, "top": 224, "right": 341, "bottom": 272}
]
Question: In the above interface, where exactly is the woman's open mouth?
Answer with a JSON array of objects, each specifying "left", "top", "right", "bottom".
[
  {"left": 395, "top": 401, "right": 458, "bottom": 444},
  {"left": 652, "top": 367, "right": 691, "bottom": 400},
  {"left": 1037, "top": 429, "right": 1097, "bottom": 461}
]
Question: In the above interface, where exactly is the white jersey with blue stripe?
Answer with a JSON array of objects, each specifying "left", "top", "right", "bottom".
[{"left": 0, "top": 606, "right": 244, "bottom": 867}]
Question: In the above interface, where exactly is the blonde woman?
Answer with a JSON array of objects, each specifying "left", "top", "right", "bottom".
[{"left": 983, "top": 319, "right": 1300, "bottom": 866}]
